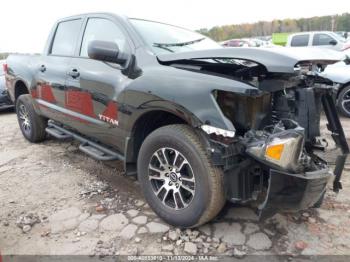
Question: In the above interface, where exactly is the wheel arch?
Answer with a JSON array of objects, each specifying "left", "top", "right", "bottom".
[
  {"left": 337, "top": 82, "right": 350, "bottom": 99},
  {"left": 14, "top": 79, "right": 30, "bottom": 102},
  {"left": 124, "top": 107, "right": 203, "bottom": 175}
]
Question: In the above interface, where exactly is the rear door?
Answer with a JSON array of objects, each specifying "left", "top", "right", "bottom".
[
  {"left": 290, "top": 34, "right": 310, "bottom": 47},
  {"left": 34, "top": 18, "right": 83, "bottom": 123},
  {"left": 65, "top": 17, "right": 132, "bottom": 151}
]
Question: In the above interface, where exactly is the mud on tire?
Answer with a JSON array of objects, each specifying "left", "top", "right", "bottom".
[{"left": 137, "top": 124, "right": 225, "bottom": 228}]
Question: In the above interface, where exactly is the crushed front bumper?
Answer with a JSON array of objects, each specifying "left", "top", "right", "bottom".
[{"left": 258, "top": 168, "right": 331, "bottom": 218}]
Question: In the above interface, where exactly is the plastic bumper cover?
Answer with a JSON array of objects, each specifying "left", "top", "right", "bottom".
[{"left": 259, "top": 168, "right": 331, "bottom": 218}]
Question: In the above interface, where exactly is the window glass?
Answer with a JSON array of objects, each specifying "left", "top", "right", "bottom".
[
  {"left": 80, "top": 18, "right": 128, "bottom": 57},
  {"left": 51, "top": 19, "right": 82, "bottom": 56},
  {"left": 129, "top": 19, "right": 219, "bottom": 55},
  {"left": 313, "top": 34, "right": 335, "bottom": 46},
  {"left": 291, "top": 35, "right": 309, "bottom": 47}
]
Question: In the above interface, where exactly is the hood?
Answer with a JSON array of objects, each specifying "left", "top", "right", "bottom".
[{"left": 157, "top": 47, "right": 344, "bottom": 74}]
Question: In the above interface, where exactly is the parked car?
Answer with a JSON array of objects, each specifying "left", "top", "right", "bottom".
[
  {"left": 222, "top": 39, "right": 254, "bottom": 47},
  {"left": 286, "top": 31, "right": 350, "bottom": 51},
  {"left": 0, "top": 60, "right": 14, "bottom": 110},
  {"left": 5, "top": 13, "right": 348, "bottom": 227}
]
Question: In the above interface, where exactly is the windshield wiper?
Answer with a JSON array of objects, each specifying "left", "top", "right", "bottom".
[
  {"left": 153, "top": 45, "right": 175, "bottom": 53},
  {"left": 153, "top": 38, "right": 205, "bottom": 48}
]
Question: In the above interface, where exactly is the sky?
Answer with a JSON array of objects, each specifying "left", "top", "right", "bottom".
[{"left": 0, "top": 0, "right": 349, "bottom": 53}]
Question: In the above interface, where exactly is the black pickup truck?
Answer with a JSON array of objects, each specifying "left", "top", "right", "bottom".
[{"left": 5, "top": 13, "right": 349, "bottom": 228}]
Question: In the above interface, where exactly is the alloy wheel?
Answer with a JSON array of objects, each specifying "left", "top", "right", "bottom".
[
  {"left": 18, "top": 103, "right": 31, "bottom": 135},
  {"left": 148, "top": 147, "right": 195, "bottom": 210}
]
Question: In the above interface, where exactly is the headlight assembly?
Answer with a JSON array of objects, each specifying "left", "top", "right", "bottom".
[{"left": 246, "top": 121, "right": 304, "bottom": 172}]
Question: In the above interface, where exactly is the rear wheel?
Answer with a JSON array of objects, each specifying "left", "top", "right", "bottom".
[
  {"left": 337, "top": 85, "right": 350, "bottom": 118},
  {"left": 16, "top": 94, "right": 47, "bottom": 143},
  {"left": 137, "top": 124, "right": 225, "bottom": 228}
]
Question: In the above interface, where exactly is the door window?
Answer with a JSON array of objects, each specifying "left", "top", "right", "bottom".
[
  {"left": 80, "top": 18, "right": 128, "bottom": 57},
  {"left": 312, "top": 34, "right": 335, "bottom": 46},
  {"left": 51, "top": 19, "right": 82, "bottom": 56},
  {"left": 291, "top": 34, "right": 309, "bottom": 47}
]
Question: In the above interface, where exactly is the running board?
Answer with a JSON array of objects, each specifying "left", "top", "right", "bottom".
[
  {"left": 46, "top": 122, "right": 124, "bottom": 161},
  {"left": 46, "top": 126, "right": 72, "bottom": 139}
]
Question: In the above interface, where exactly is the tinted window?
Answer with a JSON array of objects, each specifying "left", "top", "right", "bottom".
[
  {"left": 313, "top": 33, "right": 335, "bottom": 46},
  {"left": 51, "top": 19, "right": 82, "bottom": 56},
  {"left": 291, "top": 35, "right": 309, "bottom": 47},
  {"left": 80, "top": 18, "right": 128, "bottom": 57}
]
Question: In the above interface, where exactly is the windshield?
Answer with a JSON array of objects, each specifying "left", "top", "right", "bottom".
[
  {"left": 129, "top": 19, "right": 221, "bottom": 55},
  {"left": 329, "top": 32, "right": 346, "bottom": 43}
]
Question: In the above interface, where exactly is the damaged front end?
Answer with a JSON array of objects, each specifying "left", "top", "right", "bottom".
[
  {"left": 243, "top": 118, "right": 331, "bottom": 218},
  {"left": 195, "top": 54, "right": 349, "bottom": 218},
  {"left": 158, "top": 47, "right": 348, "bottom": 217}
]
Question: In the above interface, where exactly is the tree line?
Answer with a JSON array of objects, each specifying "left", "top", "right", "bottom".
[
  {"left": 0, "top": 53, "right": 10, "bottom": 60},
  {"left": 197, "top": 13, "right": 350, "bottom": 41}
]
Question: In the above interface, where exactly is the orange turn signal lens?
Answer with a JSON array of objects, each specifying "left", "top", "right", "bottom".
[{"left": 265, "top": 144, "right": 284, "bottom": 160}]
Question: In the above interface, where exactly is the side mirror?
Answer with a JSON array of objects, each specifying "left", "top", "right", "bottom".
[
  {"left": 88, "top": 40, "right": 127, "bottom": 64},
  {"left": 329, "top": 39, "right": 337, "bottom": 46}
]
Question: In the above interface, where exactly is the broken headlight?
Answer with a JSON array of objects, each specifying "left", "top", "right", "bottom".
[{"left": 245, "top": 120, "right": 304, "bottom": 172}]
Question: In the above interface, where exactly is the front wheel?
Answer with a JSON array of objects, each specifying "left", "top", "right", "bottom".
[
  {"left": 137, "top": 124, "right": 225, "bottom": 228},
  {"left": 16, "top": 94, "right": 47, "bottom": 143}
]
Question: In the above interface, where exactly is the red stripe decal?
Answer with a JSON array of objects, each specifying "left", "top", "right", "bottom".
[
  {"left": 31, "top": 89, "right": 38, "bottom": 99},
  {"left": 41, "top": 84, "right": 56, "bottom": 103},
  {"left": 102, "top": 101, "right": 118, "bottom": 120},
  {"left": 65, "top": 91, "right": 95, "bottom": 117}
]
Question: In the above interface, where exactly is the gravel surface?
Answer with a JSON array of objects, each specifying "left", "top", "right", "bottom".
[{"left": 1, "top": 109, "right": 350, "bottom": 258}]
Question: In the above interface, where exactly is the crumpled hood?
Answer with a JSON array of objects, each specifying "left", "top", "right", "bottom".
[
  {"left": 319, "top": 61, "right": 350, "bottom": 84},
  {"left": 157, "top": 47, "right": 345, "bottom": 74}
]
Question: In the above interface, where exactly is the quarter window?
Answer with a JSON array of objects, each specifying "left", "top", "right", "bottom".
[
  {"left": 80, "top": 18, "right": 128, "bottom": 57},
  {"left": 51, "top": 19, "right": 82, "bottom": 56},
  {"left": 313, "top": 34, "right": 335, "bottom": 46},
  {"left": 291, "top": 34, "right": 309, "bottom": 47}
]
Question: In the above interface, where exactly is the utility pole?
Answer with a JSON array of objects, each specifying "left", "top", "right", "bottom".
[{"left": 331, "top": 15, "right": 335, "bottom": 31}]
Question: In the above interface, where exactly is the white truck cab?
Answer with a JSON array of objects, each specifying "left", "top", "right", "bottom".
[{"left": 286, "top": 31, "right": 349, "bottom": 51}]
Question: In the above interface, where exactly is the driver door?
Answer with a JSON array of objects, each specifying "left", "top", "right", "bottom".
[{"left": 65, "top": 17, "right": 131, "bottom": 152}]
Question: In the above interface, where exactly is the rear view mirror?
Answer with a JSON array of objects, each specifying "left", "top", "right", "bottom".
[
  {"left": 88, "top": 40, "right": 127, "bottom": 64},
  {"left": 329, "top": 39, "right": 337, "bottom": 46}
]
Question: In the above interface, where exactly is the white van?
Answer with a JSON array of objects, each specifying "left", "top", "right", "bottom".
[{"left": 286, "top": 31, "right": 349, "bottom": 51}]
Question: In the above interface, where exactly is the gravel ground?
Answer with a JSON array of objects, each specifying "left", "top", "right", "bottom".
[{"left": 1, "top": 109, "right": 350, "bottom": 259}]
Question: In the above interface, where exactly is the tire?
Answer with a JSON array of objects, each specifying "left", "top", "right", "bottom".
[
  {"left": 137, "top": 124, "right": 225, "bottom": 228},
  {"left": 16, "top": 94, "right": 47, "bottom": 143},
  {"left": 337, "top": 85, "right": 350, "bottom": 118}
]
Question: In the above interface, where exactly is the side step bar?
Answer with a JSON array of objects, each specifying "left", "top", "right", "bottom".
[{"left": 45, "top": 122, "right": 124, "bottom": 162}]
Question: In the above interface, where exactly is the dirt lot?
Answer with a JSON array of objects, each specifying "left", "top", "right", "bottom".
[{"left": 1, "top": 109, "right": 350, "bottom": 259}]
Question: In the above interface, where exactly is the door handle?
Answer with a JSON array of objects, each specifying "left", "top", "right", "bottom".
[
  {"left": 40, "top": 65, "right": 46, "bottom": 73},
  {"left": 68, "top": 68, "right": 80, "bottom": 78}
]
